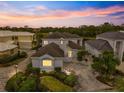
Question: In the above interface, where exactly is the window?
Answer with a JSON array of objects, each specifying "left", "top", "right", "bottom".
[
  {"left": 44, "top": 40, "right": 48, "bottom": 45},
  {"left": 68, "top": 50, "right": 72, "bottom": 57},
  {"left": 60, "top": 40, "right": 63, "bottom": 44},
  {"left": 42, "top": 59, "right": 52, "bottom": 66}
]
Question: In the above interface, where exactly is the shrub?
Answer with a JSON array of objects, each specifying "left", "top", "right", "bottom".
[
  {"left": 19, "top": 51, "right": 27, "bottom": 58},
  {"left": 25, "top": 63, "right": 32, "bottom": 75},
  {"left": 5, "top": 72, "right": 26, "bottom": 92},
  {"left": 77, "top": 50, "right": 83, "bottom": 61},
  {"left": 25, "top": 63, "right": 40, "bottom": 75},
  {"left": 0, "top": 51, "right": 27, "bottom": 65},
  {"left": 18, "top": 76, "right": 37, "bottom": 92},
  {"left": 5, "top": 72, "right": 39, "bottom": 92},
  {"left": 31, "top": 67, "right": 40, "bottom": 75},
  {"left": 49, "top": 71, "right": 67, "bottom": 81},
  {"left": 77, "top": 50, "right": 88, "bottom": 61},
  {"left": 114, "top": 77, "right": 124, "bottom": 91},
  {"left": 0, "top": 53, "right": 19, "bottom": 64},
  {"left": 55, "top": 67, "right": 61, "bottom": 72},
  {"left": 40, "top": 76, "right": 73, "bottom": 92},
  {"left": 64, "top": 74, "right": 77, "bottom": 87},
  {"left": 92, "top": 51, "right": 119, "bottom": 78}
]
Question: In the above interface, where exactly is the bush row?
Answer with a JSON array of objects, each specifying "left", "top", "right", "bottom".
[
  {"left": 0, "top": 51, "right": 27, "bottom": 64},
  {"left": 41, "top": 71, "right": 77, "bottom": 87}
]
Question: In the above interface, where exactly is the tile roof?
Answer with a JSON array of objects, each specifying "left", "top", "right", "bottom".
[
  {"left": 86, "top": 39, "right": 113, "bottom": 52},
  {"left": 68, "top": 41, "right": 81, "bottom": 49},
  {"left": 97, "top": 31, "right": 124, "bottom": 40},
  {"left": 44, "top": 32, "right": 80, "bottom": 39},
  {"left": 32, "top": 43, "right": 64, "bottom": 57}
]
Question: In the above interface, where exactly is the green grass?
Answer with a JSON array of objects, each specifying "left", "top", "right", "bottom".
[{"left": 41, "top": 76, "right": 73, "bottom": 92}]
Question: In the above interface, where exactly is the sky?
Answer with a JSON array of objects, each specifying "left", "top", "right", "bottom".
[{"left": 0, "top": 1, "right": 124, "bottom": 27}]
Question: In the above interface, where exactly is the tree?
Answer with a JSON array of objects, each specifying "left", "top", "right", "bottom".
[
  {"left": 92, "top": 51, "right": 119, "bottom": 78},
  {"left": 77, "top": 50, "right": 88, "bottom": 61}
]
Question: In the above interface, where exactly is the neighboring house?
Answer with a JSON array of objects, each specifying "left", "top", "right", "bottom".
[
  {"left": 85, "top": 31, "right": 124, "bottom": 62},
  {"left": 0, "top": 42, "right": 18, "bottom": 57},
  {"left": 31, "top": 32, "right": 82, "bottom": 72},
  {"left": 0, "top": 31, "right": 35, "bottom": 49}
]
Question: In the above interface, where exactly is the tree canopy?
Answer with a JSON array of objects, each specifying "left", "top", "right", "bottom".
[
  {"left": 92, "top": 51, "right": 119, "bottom": 78},
  {"left": 0, "top": 22, "right": 124, "bottom": 38}
]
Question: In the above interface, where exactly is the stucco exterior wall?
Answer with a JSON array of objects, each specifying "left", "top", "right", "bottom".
[
  {"left": 18, "top": 36, "right": 33, "bottom": 42},
  {"left": 0, "top": 37, "right": 12, "bottom": 42},
  {"left": 19, "top": 42, "right": 32, "bottom": 49},
  {"left": 31, "top": 54, "right": 63, "bottom": 72},
  {"left": 42, "top": 38, "right": 82, "bottom": 56},
  {"left": 42, "top": 38, "right": 82, "bottom": 47},
  {"left": 0, "top": 47, "right": 18, "bottom": 57}
]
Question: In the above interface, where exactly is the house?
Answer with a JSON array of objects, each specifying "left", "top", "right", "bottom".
[
  {"left": 31, "top": 32, "right": 82, "bottom": 72},
  {"left": 85, "top": 31, "right": 124, "bottom": 62},
  {"left": 0, "top": 42, "right": 18, "bottom": 57},
  {"left": 0, "top": 31, "right": 35, "bottom": 49}
]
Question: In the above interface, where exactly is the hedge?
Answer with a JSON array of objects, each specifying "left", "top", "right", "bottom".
[
  {"left": 25, "top": 63, "right": 40, "bottom": 75},
  {"left": 40, "top": 76, "right": 73, "bottom": 92},
  {"left": 5, "top": 72, "right": 26, "bottom": 92},
  {"left": 0, "top": 51, "right": 27, "bottom": 64}
]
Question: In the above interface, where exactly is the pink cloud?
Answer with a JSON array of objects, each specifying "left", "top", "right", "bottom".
[
  {"left": 0, "top": 5, "right": 124, "bottom": 27},
  {"left": 34, "top": 5, "right": 47, "bottom": 11},
  {"left": 0, "top": 5, "right": 124, "bottom": 20}
]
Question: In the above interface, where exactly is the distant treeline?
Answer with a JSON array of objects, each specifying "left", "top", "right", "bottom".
[{"left": 0, "top": 22, "right": 124, "bottom": 38}]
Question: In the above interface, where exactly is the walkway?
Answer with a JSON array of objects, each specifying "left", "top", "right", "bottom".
[
  {"left": 116, "top": 62, "right": 124, "bottom": 73},
  {"left": 63, "top": 59, "right": 111, "bottom": 91},
  {"left": 0, "top": 50, "right": 34, "bottom": 92}
]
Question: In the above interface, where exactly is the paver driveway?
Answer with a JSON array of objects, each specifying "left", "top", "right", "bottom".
[
  {"left": 0, "top": 50, "right": 34, "bottom": 92},
  {"left": 64, "top": 61, "right": 111, "bottom": 92}
]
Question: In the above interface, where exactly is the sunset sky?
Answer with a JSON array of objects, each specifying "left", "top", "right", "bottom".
[{"left": 0, "top": 1, "right": 124, "bottom": 27}]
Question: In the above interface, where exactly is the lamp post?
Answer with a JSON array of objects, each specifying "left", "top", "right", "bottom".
[{"left": 14, "top": 64, "right": 18, "bottom": 79}]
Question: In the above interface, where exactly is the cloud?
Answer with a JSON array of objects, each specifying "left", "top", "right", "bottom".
[
  {"left": 0, "top": 5, "right": 124, "bottom": 20},
  {"left": 0, "top": 4, "right": 124, "bottom": 27},
  {"left": 0, "top": 2, "right": 9, "bottom": 7},
  {"left": 34, "top": 5, "right": 47, "bottom": 11}
]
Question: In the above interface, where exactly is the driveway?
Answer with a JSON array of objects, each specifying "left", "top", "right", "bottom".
[
  {"left": 63, "top": 61, "right": 111, "bottom": 91},
  {"left": 0, "top": 50, "right": 34, "bottom": 92}
]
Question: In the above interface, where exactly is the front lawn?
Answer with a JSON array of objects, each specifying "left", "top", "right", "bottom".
[{"left": 41, "top": 76, "right": 73, "bottom": 92}]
